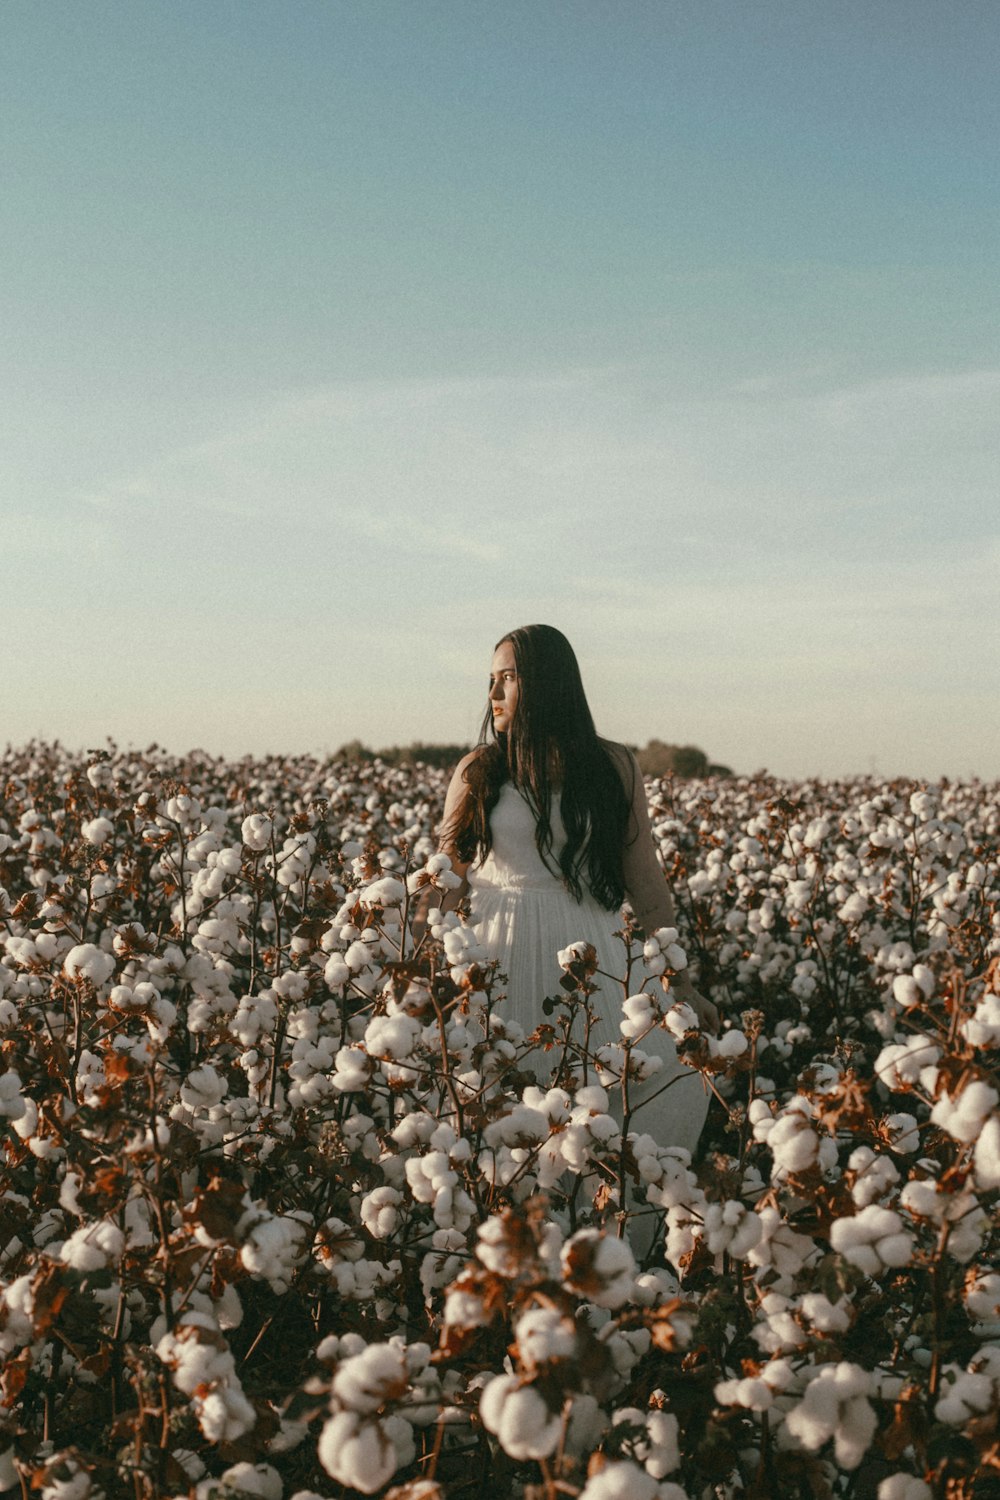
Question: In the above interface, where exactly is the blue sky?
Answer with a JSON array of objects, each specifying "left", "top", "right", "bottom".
[{"left": 4, "top": 1, "right": 998, "bottom": 778}]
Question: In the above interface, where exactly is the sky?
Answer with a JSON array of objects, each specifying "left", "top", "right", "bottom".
[{"left": 4, "top": 0, "right": 998, "bottom": 780}]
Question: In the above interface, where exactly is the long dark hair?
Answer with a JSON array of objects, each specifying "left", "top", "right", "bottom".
[{"left": 449, "top": 624, "right": 631, "bottom": 908}]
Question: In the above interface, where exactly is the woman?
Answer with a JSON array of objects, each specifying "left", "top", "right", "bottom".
[{"left": 436, "top": 624, "right": 717, "bottom": 1155}]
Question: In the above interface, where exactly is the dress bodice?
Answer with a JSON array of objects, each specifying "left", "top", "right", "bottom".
[{"left": 469, "top": 783, "right": 568, "bottom": 893}]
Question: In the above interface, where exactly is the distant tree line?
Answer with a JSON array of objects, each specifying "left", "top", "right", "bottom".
[{"left": 334, "top": 738, "right": 733, "bottom": 778}]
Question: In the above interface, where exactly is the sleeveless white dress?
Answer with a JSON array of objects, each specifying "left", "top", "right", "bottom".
[{"left": 467, "top": 782, "right": 709, "bottom": 1157}]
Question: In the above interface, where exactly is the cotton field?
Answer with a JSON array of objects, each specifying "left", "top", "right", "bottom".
[{"left": 0, "top": 741, "right": 998, "bottom": 1500}]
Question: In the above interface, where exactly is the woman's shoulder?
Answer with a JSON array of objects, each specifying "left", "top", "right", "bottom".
[
  {"left": 453, "top": 745, "right": 489, "bottom": 777},
  {"left": 445, "top": 744, "right": 491, "bottom": 796}
]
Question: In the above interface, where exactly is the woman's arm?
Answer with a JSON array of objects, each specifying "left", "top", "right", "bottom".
[
  {"left": 609, "top": 743, "right": 720, "bottom": 1032},
  {"left": 410, "top": 751, "right": 478, "bottom": 941}
]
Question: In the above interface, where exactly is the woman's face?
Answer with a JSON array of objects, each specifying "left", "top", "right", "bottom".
[{"left": 488, "top": 641, "right": 519, "bottom": 733}]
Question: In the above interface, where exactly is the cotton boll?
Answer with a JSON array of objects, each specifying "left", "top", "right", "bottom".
[
  {"left": 0, "top": 1071, "right": 26, "bottom": 1122},
  {"left": 180, "top": 1064, "right": 228, "bottom": 1112},
  {"left": 81, "top": 816, "right": 115, "bottom": 846},
  {"left": 783, "top": 1362, "right": 877, "bottom": 1470},
  {"left": 700, "top": 1202, "right": 762, "bottom": 1258},
  {"left": 576, "top": 1459, "right": 673, "bottom": 1500},
  {"left": 241, "top": 814, "right": 273, "bottom": 851},
  {"left": 318, "top": 1410, "right": 414, "bottom": 1493},
  {"left": 974, "top": 1115, "right": 1000, "bottom": 1190},
  {"left": 63, "top": 944, "right": 115, "bottom": 987},
  {"left": 800, "top": 1292, "right": 852, "bottom": 1334},
  {"left": 332, "top": 1343, "right": 410, "bottom": 1414},
  {"left": 480, "top": 1373, "right": 562, "bottom": 1460},
  {"left": 60, "top": 1219, "right": 125, "bottom": 1271},
  {"left": 878, "top": 1477, "right": 932, "bottom": 1500},
  {"left": 930, "top": 1080, "right": 998, "bottom": 1144},
  {"left": 562, "top": 1228, "right": 636, "bottom": 1309},
  {"left": 884, "top": 1113, "right": 921, "bottom": 1154},
  {"left": 514, "top": 1307, "right": 578, "bottom": 1369},
  {"left": 830, "top": 1206, "right": 914, "bottom": 1276},
  {"left": 218, "top": 1463, "right": 283, "bottom": 1500},
  {"left": 963, "top": 992, "right": 1000, "bottom": 1047}
]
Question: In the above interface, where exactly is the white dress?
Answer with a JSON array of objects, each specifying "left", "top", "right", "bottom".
[{"left": 468, "top": 782, "right": 709, "bottom": 1157}]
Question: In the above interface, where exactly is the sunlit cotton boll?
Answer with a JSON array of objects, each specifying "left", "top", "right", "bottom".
[
  {"left": 963, "top": 992, "right": 1000, "bottom": 1047},
  {"left": 480, "top": 1373, "right": 562, "bottom": 1460},
  {"left": 783, "top": 1362, "right": 877, "bottom": 1470},
  {"left": 63, "top": 943, "right": 115, "bottom": 987},
  {"left": 318, "top": 1410, "right": 415, "bottom": 1494},
  {"left": 0, "top": 1071, "right": 26, "bottom": 1122},
  {"left": 973, "top": 1115, "right": 1000, "bottom": 1190},
  {"left": 891, "top": 966, "right": 935, "bottom": 1009},
  {"left": 60, "top": 1219, "right": 125, "bottom": 1271},
  {"left": 241, "top": 813, "right": 273, "bottom": 851},
  {"left": 515, "top": 1307, "right": 578, "bottom": 1369},
  {"left": 180, "top": 1064, "right": 228, "bottom": 1112},
  {"left": 331, "top": 1342, "right": 411, "bottom": 1414},
  {"left": 930, "top": 1080, "right": 999, "bottom": 1144},
  {"left": 877, "top": 1477, "right": 932, "bottom": 1500},
  {"left": 217, "top": 1463, "right": 283, "bottom": 1500},
  {"left": 81, "top": 816, "right": 115, "bottom": 846},
  {"left": 829, "top": 1206, "right": 914, "bottom": 1276},
  {"left": 561, "top": 1228, "right": 636, "bottom": 1309},
  {"left": 577, "top": 1460, "right": 686, "bottom": 1500}
]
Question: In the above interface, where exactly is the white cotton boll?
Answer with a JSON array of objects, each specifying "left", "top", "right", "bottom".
[
  {"left": 884, "top": 1113, "right": 920, "bottom": 1154},
  {"left": 644, "top": 1408, "right": 681, "bottom": 1478},
  {"left": 180, "top": 1064, "right": 228, "bottom": 1112},
  {"left": 318, "top": 1410, "right": 414, "bottom": 1494},
  {"left": 800, "top": 1292, "right": 852, "bottom": 1334},
  {"left": 878, "top": 1476, "right": 932, "bottom": 1500},
  {"left": 480, "top": 1373, "right": 562, "bottom": 1460},
  {"left": 562, "top": 1228, "right": 636, "bottom": 1309},
  {"left": 664, "top": 1002, "right": 699, "bottom": 1039},
  {"left": 358, "top": 876, "right": 406, "bottom": 908},
  {"left": 934, "top": 1366, "right": 995, "bottom": 1425},
  {"left": 892, "top": 976, "right": 923, "bottom": 1009},
  {"left": 241, "top": 813, "right": 273, "bottom": 851},
  {"left": 516, "top": 1307, "right": 578, "bottom": 1368},
  {"left": 621, "top": 994, "right": 657, "bottom": 1041},
  {"left": 219, "top": 1463, "right": 283, "bottom": 1500},
  {"left": 60, "top": 1219, "right": 125, "bottom": 1271},
  {"left": 360, "top": 1186, "right": 403, "bottom": 1240},
  {"left": 838, "top": 893, "right": 867, "bottom": 923},
  {"left": 576, "top": 1460, "right": 670, "bottom": 1500},
  {"left": 332, "top": 1343, "right": 409, "bottom": 1414},
  {"left": 486, "top": 1104, "right": 549, "bottom": 1149},
  {"left": 715, "top": 1030, "right": 749, "bottom": 1059},
  {"left": 930, "top": 1080, "right": 999, "bottom": 1144},
  {"left": 963, "top": 992, "right": 1000, "bottom": 1047},
  {"left": 965, "top": 1270, "right": 1000, "bottom": 1319},
  {"left": 973, "top": 1115, "right": 1000, "bottom": 1190},
  {"left": 847, "top": 1147, "right": 900, "bottom": 1207},
  {"left": 240, "top": 1215, "right": 309, "bottom": 1294},
  {"left": 0, "top": 1071, "right": 26, "bottom": 1122},
  {"left": 365, "top": 1013, "right": 421, "bottom": 1061},
  {"left": 767, "top": 1112, "right": 821, "bottom": 1175},
  {"left": 701, "top": 1202, "right": 763, "bottom": 1258},
  {"left": 784, "top": 1362, "right": 877, "bottom": 1470},
  {"left": 324, "top": 954, "right": 351, "bottom": 988},
  {"left": 875, "top": 1036, "right": 941, "bottom": 1091},
  {"left": 829, "top": 1206, "right": 914, "bottom": 1276},
  {"left": 332, "top": 1046, "right": 373, "bottom": 1092},
  {"left": 81, "top": 816, "right": 115, "bottom": 846},
  {"left": 345, "top": 940, "right": 375, "bottom": 973},
  {"left": 63, "top": 943, "right": 115, "bottom": 987}
]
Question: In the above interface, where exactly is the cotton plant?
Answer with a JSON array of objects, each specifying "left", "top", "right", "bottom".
[{"left": 0, "top": 743, "right": 998, "bottom": 1496}]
